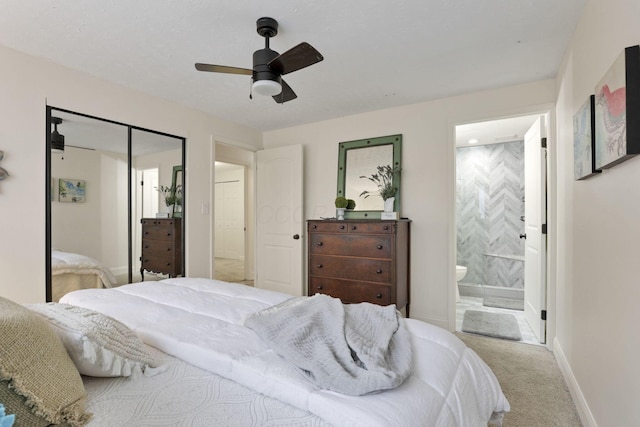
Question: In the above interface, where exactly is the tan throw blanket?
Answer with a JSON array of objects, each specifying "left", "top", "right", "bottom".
[{"left": 244, "top": 294, "right": 412, "bottom": 396}]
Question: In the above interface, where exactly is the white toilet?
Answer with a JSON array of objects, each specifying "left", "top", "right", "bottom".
[{"left": 455, "top": 265, "right": 467, "bottom": 302}]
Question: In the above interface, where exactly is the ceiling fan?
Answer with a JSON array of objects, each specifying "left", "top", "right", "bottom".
[
  {"left": 50, "top": 117, "right": 95, "bottom": 155},
  {"left": 195, "top": 17, "right": 324, "bottom": 103}
]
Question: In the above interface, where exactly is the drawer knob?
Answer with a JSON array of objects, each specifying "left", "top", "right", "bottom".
[
  {"left": 312, "top": 225, "right": 317, "bottom": 229},
  {"left": 351, "top": 226, "right": 357, "bottom": 230},
  {"left": 316, "top": 285, "right": 323, "bottom": 290},
  {"left": 376, "top": 245, "right": 383, "bottom": 250},
  {"left": 339, "top": 225, "right": 345, "bottom": 230},
  {"left": 376, "top": 269, "right": 382, "bottom": 274},
  {"left": 317, "top": 242, "right": 323, "bottom": 247},
  {"left": 376, "top": 293, "right": 383, "bottom": 299},
  {"left": 383, "top": 226, "right": 389, "bottom": 230},
  {"left": 167, "top": 233, "right": 172, "bottom": 236},
  {"left": 317, "top": 264, "right": 323, "bottom": 269},
  {"left": 167, "top": 248, "right": 171, "bottom": 251}
]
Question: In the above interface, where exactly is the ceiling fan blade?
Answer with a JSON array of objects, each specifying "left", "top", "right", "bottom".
[
  {"left": 273, "top": 79, "right": 297, "bottom": 103},
  {"left": 268, "top": 42, "right": 323, "bottom": 75},
  {"left": 195, "top": 63, "right": 253, "bottom": 75},
  {"left": 67, "top": 145, "right": 95, "bottom": 151}
]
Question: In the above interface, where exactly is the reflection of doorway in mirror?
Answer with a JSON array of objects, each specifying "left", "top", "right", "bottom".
[
  {"left": 133, "top": 168, "right": 159, "bottom": 277},
  {"left": 345, "top": 145, "right": 393, "bottom": 211}
]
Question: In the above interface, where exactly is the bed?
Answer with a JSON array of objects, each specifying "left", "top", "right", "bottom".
[
  {"left": 51, "top": 250, "right": 118, "bottom": 301},
  {"left": 56, "top": 277, "right": 509, "bottom": 426}
]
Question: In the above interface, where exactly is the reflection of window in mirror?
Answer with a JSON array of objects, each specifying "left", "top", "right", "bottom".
[{"left": 345, "top": 145, "right": 393, "bottom": 211}]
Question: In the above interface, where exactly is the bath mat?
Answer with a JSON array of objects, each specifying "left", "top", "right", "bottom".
[
  {"left": 462, "top": 310, "right": 522, "bottom": 341},
  {"left": 482, "top": 297, "right": 524, "bottom": 311}
]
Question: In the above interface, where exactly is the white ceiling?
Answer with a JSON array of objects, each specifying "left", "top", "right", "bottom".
[
  {"left": 0, "top": 0, "right": 585, "bottom": 132},
  {"left": 455, "top": 114, "right": 542, "bottom": 147},
  {"left": 53, "top": 110, "right": 182, "bottom": 156}
]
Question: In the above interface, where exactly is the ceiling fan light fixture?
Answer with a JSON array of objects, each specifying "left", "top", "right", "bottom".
[
  {"left": 252, "top": 79, "right": 282, "bottom": 96},
  {"left": 51, "top": 117, "right": 65, "bottom": 153}
]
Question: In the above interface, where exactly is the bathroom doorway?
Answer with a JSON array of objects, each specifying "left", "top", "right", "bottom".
[{"left": 454, "top": 113, "right": 548, "bottom": 345}]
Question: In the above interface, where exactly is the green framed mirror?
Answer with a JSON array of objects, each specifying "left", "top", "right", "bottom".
[
  {"left": 337, "top": 134, "right": 402, "bottom": 219},
  {"left": 171, "top": 165, "right": 183, "bottom": 218}
]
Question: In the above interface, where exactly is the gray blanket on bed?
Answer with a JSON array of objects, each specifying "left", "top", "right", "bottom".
[{"left": 244, "top": 294, "right": 412, "bottom": 396}]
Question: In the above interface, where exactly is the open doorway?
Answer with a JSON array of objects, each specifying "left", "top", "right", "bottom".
[
  {"left": 454, "top": 113, "right": 548, "bottom": 345},
  {"left": 214, "top": 143, "right": 255, "bottom": 285}
]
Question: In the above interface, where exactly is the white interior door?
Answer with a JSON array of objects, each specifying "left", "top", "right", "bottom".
[
  {"left": 215, "top": 179, "right": 244, "bottom": 260},
  {"left": 524, "top": 116, "right": 547, "bottom": 343},
  {"left": 256, "top": 145, "right": 303, "bottom": 295}
]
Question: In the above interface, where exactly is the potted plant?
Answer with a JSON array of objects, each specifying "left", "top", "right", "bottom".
[
  {"left": 335, "top": 196, "right": 348, "bottom": 220},
  {"left": 156, "top": 184, "right": 182, "bottom": 215},
  {"left": 359, "top": 165, "right": 401, "bottom": 212},
  {"left": 346, "top": 198, "right": 356, "bottom": 210}
]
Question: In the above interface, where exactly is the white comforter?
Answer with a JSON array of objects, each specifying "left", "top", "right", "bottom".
[
  {"left": 52, "top": 250, "right": 117, "bottom": 288},
  {"left": 61, "top": 278, "right": 509, "bottom": 427}
]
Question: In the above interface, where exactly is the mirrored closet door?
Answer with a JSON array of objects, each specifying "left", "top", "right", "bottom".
[{"left": 46, "top": 107, "right": 185, "bottom": 302}]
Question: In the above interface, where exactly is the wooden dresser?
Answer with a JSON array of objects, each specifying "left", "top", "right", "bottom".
[
  {"left": 307, "top": 219, "right": 411, "bottom": 316},
  {"left": 140, "top": 218, "right": 183, "bottom": 280}
]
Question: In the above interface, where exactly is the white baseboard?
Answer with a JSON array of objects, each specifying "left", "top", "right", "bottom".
[
  {"left": 110, "top": 266, "right": 128, "bottom": 276},
  {"left": 408, "top": 312, "right": 449, "bottom": 330},
  {"left": 553, "top": 337, "right": 597, "bottom": 427}
]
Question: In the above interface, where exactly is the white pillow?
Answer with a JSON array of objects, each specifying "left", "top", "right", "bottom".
[{"left": 28, "top": 303, "right": 157, "bottom": 377}]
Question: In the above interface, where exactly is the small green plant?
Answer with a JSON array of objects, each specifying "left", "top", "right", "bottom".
[
  {"left": 346, "top": 199, "right": 356, "bottom": 210},
  {"left": 335, "top": 196, "right": 348, "bottom": 208},
  {"left": 156, "top": 184, "right": 182, "bottom": 206},
  {"left": 359, "top": 165, "right": 401, "bottom": 201}
]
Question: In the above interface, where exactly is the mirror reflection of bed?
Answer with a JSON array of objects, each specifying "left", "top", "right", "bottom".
[{"left": 48, "top": 109, "right": 185, "bottom": 301}]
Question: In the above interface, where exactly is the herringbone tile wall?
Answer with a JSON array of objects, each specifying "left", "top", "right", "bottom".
[{"left": 456, "top": 141, "right": 525, "bottom": 289}]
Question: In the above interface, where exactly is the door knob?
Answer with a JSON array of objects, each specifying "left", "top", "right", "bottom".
[
  {"left": 519, "top": 233, "right": 527, "bottom": 239},
  {"left": 293, "top": 234, "right": 300, "bottom": 240}
]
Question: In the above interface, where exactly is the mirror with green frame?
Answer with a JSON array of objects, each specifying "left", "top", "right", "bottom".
[{"left": 336, "top": 134, "right": 402, "bottom": 219}]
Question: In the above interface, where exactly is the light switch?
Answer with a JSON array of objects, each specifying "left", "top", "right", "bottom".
[{"left": 201, "top": 203, "right": 209, "bottom": 215}]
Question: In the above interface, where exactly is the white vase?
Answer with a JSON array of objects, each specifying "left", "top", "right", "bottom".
[
  {"left": 336, "top": 208, "right": 345, "bottom": 220},
  {"left": 383, "top": 197, "right": 395, "bottom": 212},
  {"left": 165, "top": 204, "right": 175, "bottom": 216}
]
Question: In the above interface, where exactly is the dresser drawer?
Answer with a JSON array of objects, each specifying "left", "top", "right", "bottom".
[
  {"left": 142, "top": 241, "right": 178, "bottom": 258},
  {"left": 309, "top": 277, "right": 392, "bottom": 306},
  {"left": 308, "top": 221, "right": 396, "bottom": 235},
  {"left": 141, "top": 257, "right": 177, "bottom": 274},
  {"left": 142, "top": 226, "right": 178, "bottom": 242},
  {"left": 308, "top": 222, "right": 349, "bottom": 233},
  {"left": 309, "top": 254, "right": 391, "bottom": 283},
  {"left": 309, "top": 234, "right": 392, "bottom": 258},
  {"left": 345, "top": 222, "right": 395, "bottom": 234}
]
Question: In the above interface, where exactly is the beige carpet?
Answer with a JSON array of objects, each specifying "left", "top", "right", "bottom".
[
  {"left": 215, "top": 257, "right": 253, "bottom": 285},
  {"left": 457, "top": 333, "right": 582, "bottom": 427}
]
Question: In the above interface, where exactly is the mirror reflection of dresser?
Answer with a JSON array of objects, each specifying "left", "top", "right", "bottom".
[{"left": 46, "top": 107, "right": 185, "bottom": 301}]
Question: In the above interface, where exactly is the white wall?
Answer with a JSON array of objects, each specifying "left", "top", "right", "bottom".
[
  {"left": 0, "top": 44, "right": 261, "bottom": 303},
  {"left": 554, "top": 0, "right": 640, "bottom": 425},
  {"left": 52, "top": 147, "right": 128, "bottom": 271},
  {"left": 263, "top": 80, "right": 556, "bottom": 327}
]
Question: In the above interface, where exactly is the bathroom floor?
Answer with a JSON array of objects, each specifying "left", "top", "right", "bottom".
[{"left": 456, "top": 296, "right": 542, "bottom": 345}]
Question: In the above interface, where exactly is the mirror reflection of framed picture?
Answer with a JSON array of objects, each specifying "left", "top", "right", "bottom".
[{"left": 59, "top": 178, "right": 86, "bottom": 203}]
